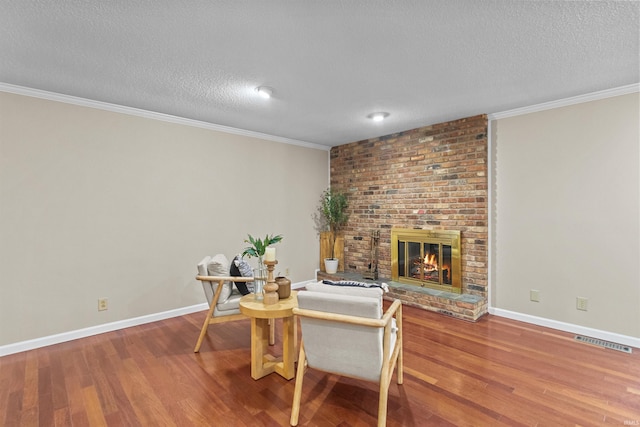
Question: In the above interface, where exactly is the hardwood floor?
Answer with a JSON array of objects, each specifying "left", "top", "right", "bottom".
[{"left": 1, "top": 304, "right": 639, "bottom": 426}]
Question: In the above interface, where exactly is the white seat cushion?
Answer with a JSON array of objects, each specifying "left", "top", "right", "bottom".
[
  {"left": 297, "top": 290, "right": 387, "bottom": 381},
  {"left": 197, "top": 254, "right": 233, "bottom": 305},
  {"left": 214, "top": 290, "right": 242, "bottom": 316}
]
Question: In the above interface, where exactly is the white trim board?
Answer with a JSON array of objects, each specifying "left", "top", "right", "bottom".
[
  {"left": 490, "top": 308, "right": 640, "bottom": 350},
  {"left": 489, "top": 83, "right": 639, "bottom": 120},
  {"left": 0, "top": 82, "right": 330, "bottom": 152},
  {"left": 0, "top": 303, "right": 208, "bottom": 357},
  {"left": 0, "top": 280, "right": 311, "bottom": 357},
  {"left": 4, "top": 290, "right": 637, "bottom": 357}
]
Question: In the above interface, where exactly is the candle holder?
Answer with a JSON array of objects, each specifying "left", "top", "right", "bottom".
[{"left": 262, "top": 260, "right": 279, "bottom": 306}]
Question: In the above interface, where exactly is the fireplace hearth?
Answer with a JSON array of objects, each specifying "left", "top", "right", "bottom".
[{"left": 391, "top": 228, "right": 461, "bottom": 294}]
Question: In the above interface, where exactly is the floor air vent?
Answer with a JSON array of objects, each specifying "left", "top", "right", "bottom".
[{"left": 574, "top": 335, "right": 633, "bottom": 354}]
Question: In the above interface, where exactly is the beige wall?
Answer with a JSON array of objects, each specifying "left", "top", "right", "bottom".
[
  {"left": 492, "top": 92, "right": 639, "bottom": 338},
  {"left": 0, "top": 91, "right": 329, "bottom": 346}
]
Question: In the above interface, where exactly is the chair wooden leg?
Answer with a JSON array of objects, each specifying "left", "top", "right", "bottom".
[
  {"left": 290, "top": 342, "right": 307, "bottom": 426},
  {"left": 377, "top": 380, "right": 390, "bottom": 427},
  {"left": 397, "top": 303, "right": 403, "bottom": 384},
  {"left": 397, "top": 346, "right": 404, "bottom": 385},
  {"left": 293, "top": 315, "right": 298, "bottom": 361},
  {"left": 194, "top": 302, "right": 217, "bottom": 353}
]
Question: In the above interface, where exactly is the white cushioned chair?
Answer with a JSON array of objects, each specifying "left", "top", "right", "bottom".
[
  {"left": 194, "top": 254, "right": 255, "bottom": 353},
  {"left": 290, "top": 281, "right": 403, "bottom": 427}
]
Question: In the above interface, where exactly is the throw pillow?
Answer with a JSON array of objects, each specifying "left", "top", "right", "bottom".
[
  {"left": 306, "top": 280, "right": 384, "bottom": 299},
  {"left": 230, "top": 255, "right": 254, "bottom": 295},
  {"left": 322, "top": 279, "right": 389, "bottom": 292}
]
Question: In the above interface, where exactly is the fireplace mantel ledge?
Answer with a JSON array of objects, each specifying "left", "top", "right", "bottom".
[{"left": 316, "top": 271, "right": 487, "bottom": 322}]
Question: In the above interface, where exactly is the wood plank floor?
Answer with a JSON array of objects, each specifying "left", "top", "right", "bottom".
[{"left": 1, "top": 304, "right": 639, "bottom": 426}]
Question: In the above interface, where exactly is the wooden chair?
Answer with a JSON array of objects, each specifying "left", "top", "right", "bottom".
[
  {"left": 194, "top": 255, "right": 273, "bottom": 353},
  {"left": 290, "top": 282, "right": 403, "bottom": 427}
]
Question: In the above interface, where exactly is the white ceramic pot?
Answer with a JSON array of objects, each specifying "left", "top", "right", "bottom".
[{"left": 324, "top": 258, "right": 339, "bottom": 274}]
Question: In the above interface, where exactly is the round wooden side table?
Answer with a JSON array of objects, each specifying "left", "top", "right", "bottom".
[{"left": 239, "top": 291, "right": 298, "bottom": 380}]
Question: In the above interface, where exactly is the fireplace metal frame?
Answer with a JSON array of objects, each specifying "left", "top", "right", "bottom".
[{"left": 391, "top": 228, "right": 462, "bottom": 294}]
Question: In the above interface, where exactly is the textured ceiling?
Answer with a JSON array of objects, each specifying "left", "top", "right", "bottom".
[{"left": 1, "top": 1, "right": 638, "bottom": 147}]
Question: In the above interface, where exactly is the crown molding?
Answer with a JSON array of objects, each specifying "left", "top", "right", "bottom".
[
  {"left": 489, "top": 83, "right": 640, "bottom": 120},
  {"left": 0, "top": 82, "right": 331, "bottom": 151}
]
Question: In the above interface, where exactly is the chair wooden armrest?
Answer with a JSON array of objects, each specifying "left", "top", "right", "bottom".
[
  {"left": 292, "top": 298, "right": 402, "bottom": 328},
  {"left": 196, "top": 275, "right": 255, "bottom": 282}
]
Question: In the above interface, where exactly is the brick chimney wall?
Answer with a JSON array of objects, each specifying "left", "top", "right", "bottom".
[{"left": 329, "top": 114, "right": 488, "bottom": 299}]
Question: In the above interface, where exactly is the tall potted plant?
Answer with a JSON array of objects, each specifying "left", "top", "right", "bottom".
[{"left": 316, "top": 188, "right": 349, "bottom": 274}]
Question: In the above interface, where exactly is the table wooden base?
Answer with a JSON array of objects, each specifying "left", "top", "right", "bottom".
[
  {"left": 240, "top": 291, "right": 298, "bottom": 381},
  {"left": 250, "top": 316, "right": 296, "bottom": 380}
]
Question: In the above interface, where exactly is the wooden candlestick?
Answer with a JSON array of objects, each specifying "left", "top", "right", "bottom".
[{"left": 262, "top": 260, "right": 279, "bottom": 306}]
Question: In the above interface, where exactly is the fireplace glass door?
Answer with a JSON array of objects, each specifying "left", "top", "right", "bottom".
[
  {"left": 399, "top": 241, "right": 452, "bottom": 285},
  {"left": 392, "top": 228, "right": 461, "bottom": 293}
]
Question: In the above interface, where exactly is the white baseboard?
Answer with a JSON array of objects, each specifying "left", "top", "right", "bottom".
[
  {"left": 6, "top": 294, "right": 636, "bottom": 357},
  {"left": 1, "top": 279, "right": 314, "bottom": 357},
  {"left": 0, "top": 303, "right": 208, "bottom": 357},
  {"left": 489, "top": 307, "right": 640, "bottom": 349}
]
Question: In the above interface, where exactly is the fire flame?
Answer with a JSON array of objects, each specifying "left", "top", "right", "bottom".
[{"left": 423, "top": 253, "right": 438, "bottom": 272}]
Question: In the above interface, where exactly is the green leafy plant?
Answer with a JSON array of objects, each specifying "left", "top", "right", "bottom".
[
  {"left": 318, "top": 188, "right": 349, "bottom": 259},
  {"left": 242, "top": 233, "right": 283, "bottom": 259}
]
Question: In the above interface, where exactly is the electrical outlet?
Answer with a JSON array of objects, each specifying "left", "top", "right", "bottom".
[
  {"left": 576, "top": 297, "right": 588, "bottom": 311},
  {"left": 529, "top": 289, "right": 540, "bottom": 302},
  {"left": 285, "top": 267, "right": 290, "bottom": 276},
  {"left": 98, "top": 298, "right": 108, "bottom": 311}
]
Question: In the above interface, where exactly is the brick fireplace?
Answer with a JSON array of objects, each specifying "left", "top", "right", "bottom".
[{"left": 323, "top": 114, "right": 488, "bottom": 321}]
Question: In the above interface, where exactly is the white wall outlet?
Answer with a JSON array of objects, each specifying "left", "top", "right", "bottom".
[
  {"left": 98, "top": 298, "right": 108, "bottom": 311},
  {"left": 529, "top": 289, "right": 540, "bottom": 302},
  {"left": 285, "top": 267, "right": 290, "bottom": 276},
  {"left": 576, "top": 297, "right": 588, "bottom": 311}
]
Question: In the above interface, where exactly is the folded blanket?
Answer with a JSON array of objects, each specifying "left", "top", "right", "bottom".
[{"left": 322, "top": 280, "right": 389, "bottom": 293}]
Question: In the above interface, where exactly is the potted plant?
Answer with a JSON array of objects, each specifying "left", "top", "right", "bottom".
[
  {"left": 315, "top": 188, "right": 349, "bottom": 274},
  {"left": 242, "top": 233, "right": 283, "bottom": 299},
  {"left": 242, "top": 233, "right": 283, "bottom": 265}
]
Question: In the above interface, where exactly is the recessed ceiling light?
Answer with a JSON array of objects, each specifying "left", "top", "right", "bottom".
[
  {"left": 255, "top": 86, "right": 273, "bottom": 99},
  {"left": 367, "top": 112, "right": 389, "bottom": 122}
]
